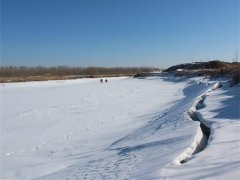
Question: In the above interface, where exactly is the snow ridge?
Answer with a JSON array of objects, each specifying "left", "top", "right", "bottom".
[{"left": 174, "top": 82, "right": 221, "bottom": 164}]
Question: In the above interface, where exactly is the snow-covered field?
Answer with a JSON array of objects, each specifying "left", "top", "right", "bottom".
[{"left": 0, "top": 75, "right": 239, "bottom": 179}]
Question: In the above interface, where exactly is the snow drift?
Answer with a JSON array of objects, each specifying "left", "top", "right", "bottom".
[{"left": 0, "top": 75, "right": 239, "bottom": 179}]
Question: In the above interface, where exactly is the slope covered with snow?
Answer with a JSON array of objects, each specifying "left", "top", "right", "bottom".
[
  {"left": 162, "top": 81, "right": 240, "bottom": 179},
  {"left": 0, "top": 75, "right": 239, "bottom": 179}
]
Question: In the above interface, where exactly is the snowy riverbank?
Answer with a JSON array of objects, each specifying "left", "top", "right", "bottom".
[
  {"left": 1, "top": 75, "right": 239, "bottom": 179},
  {"left": 162, "top": 81, "right": 240, "bottom": 179}
]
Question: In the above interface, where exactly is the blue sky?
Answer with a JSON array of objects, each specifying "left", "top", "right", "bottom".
[{"left": 1, "top": 0, "right": 239, "bottom": 67}]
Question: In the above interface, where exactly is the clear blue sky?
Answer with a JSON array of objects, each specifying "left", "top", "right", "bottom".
[{"left": 1, "top": 0, "right": 239, "bottom": 68}]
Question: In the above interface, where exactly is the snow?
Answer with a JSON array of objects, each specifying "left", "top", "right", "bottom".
[
  {"left": 162, "top": 81, "right": 240, "bottom": 179},
  {"left": 0, "top": 75, "right": 239, "bottom": 179}
]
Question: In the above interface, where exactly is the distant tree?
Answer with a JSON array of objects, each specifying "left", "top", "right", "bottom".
[{"left": 85, "top": 67, "right": 98, "bottom": 76}]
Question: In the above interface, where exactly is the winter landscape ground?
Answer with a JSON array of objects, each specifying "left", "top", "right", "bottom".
[{"left": 0, "top": 74, "right": 239, "bottom": 179}]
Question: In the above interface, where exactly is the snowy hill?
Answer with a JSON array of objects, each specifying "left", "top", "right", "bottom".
[{"left": 1, "top": 75, "right": 239, "bottom": 179}]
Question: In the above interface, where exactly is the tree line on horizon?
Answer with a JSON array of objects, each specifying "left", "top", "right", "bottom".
[{"left": 0, "top": 66, "right": 160, "bottom": 77}]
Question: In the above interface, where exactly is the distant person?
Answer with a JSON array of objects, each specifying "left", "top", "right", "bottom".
[
  {"left": 100, "top": 79, "right": 103, "bottom": 83},
  {"left": 105, "top": 79, "right": 108, "bottom": 83}
]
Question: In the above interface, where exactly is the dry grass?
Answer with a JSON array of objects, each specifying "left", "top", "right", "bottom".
[
  {"left": 0, "top": 66, "right": 160, "bottom": 83},
  {"left": 165, "top": 60, "right": 240, "bottom": 85}
]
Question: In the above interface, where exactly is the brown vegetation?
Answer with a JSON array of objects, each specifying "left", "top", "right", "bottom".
[
  {"left": 230, "top": 68, "right": 240, "bottom": 86},
  {"left": 0, "top": 66, "right": 160, "bottom": 83},
  {"left": 164, "top": 60, "right": 240, "bottom": 85},
  {"left": 163, "top": 60, "right": 234, "bottom": 72}
]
